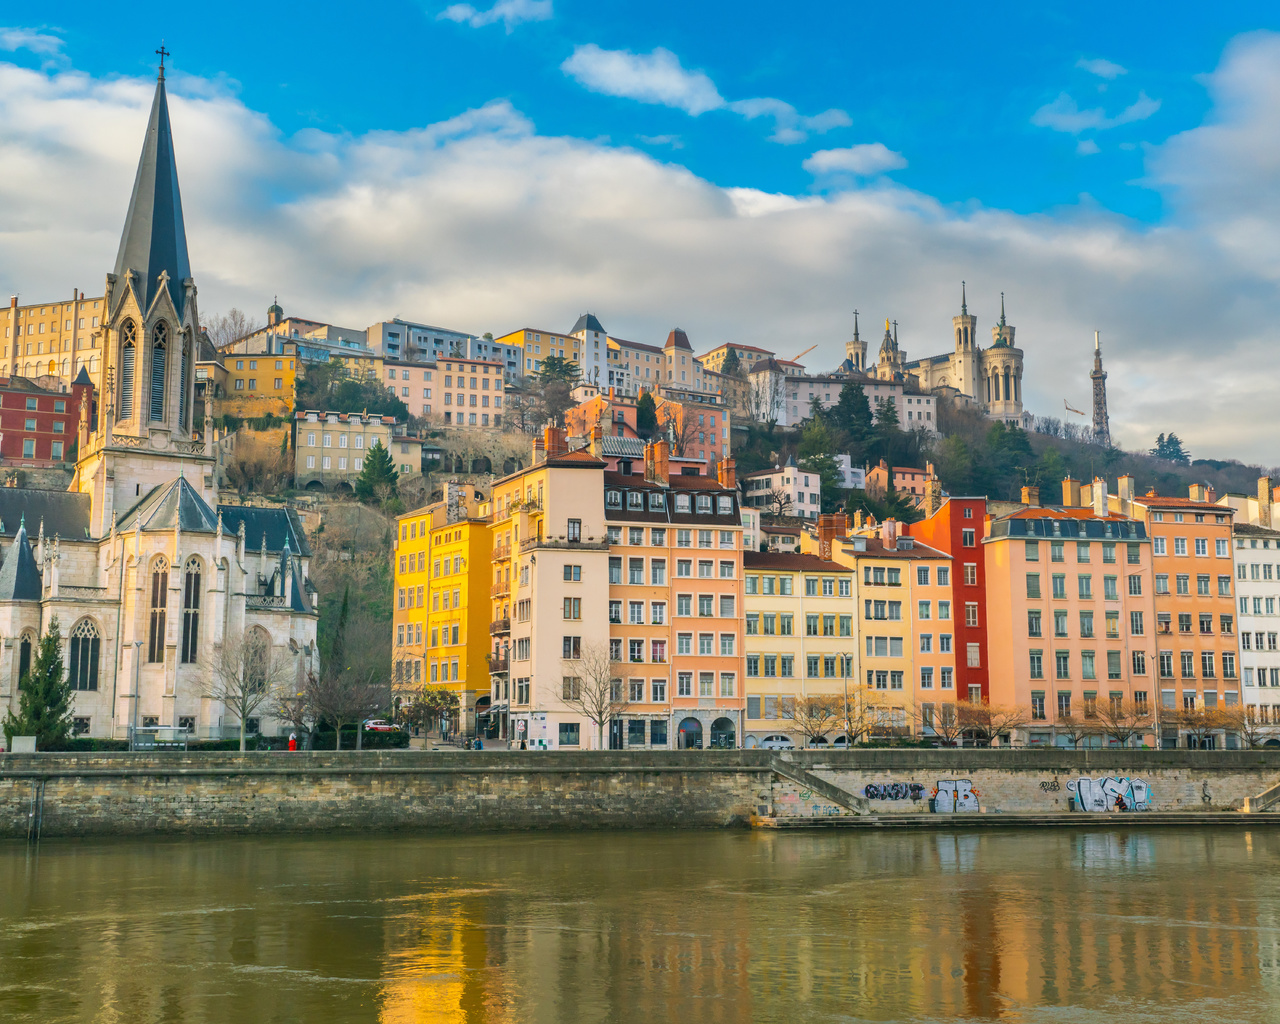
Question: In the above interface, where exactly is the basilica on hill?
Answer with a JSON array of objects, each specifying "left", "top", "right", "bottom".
[{"left": 0, "top": 58, "right": 318, "bottom": 743}]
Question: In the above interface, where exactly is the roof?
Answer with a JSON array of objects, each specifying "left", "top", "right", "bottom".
[
  {"left": 217, "top": 505, "right": 313, "bottom": 557},
  {"left": 72, "top": 365, "right": 93, "bottom": 386},
  {"left": 117, "top": 478, "right": 219, "bottom": 534},
  {"left": 571, "top": 313, "right": 606, "bottom": 335},
  {"left": 836, "top": 535, "right": 950, "bottom": 560},
  {"left": 1131, "top": 494, "right": 1234, "bottom": 513},
  {"left": 750, "top": 357, "right": 783, "bottom": 374},
  {"left": 703, "top": 343, "right": 773, "bottom": 355},
  {"left": 614, "top": 337, "right": 664, "bottom": 355},
  {"left": 1000, "top": 506, "right": 1133, "bottom": 522},
  {"left": 0, "top": 518, "right": 41, "bottom": 601},
  {"left": 1, "top": 376, "right": 66, "bottom": 395},
  {"left": 598, "top": 436, "right": 645, "bottom": 458},
  {"left": 1234, "top": 523, "right": 1280, "bottom": 539},
  {"left": 0, "top": 489, "right": 91, "bottom": 541},
  {"left": 113, "top": 75, "right": 191, "bottom": 318},
  {"left": 745, "top": 551, "right": 849, "bottom": 572},
  {"left": 760, "top": 524, "right": 802, "bottom": 535},
  {"left": 545, "top": 449, "right": 607, "bottom": 469},
  {"left": 665, "top": 328, "right": 692, "bottom": 351}
]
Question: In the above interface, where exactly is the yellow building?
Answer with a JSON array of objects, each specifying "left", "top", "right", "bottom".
[
  {"left": 742, "top": 551, "right": 855, "bottom": 747},
  {"left": 491, "top": 326, "right": 582, "bottom": 375},
  {"left": 224, "top": 342, "right": 297, "bottom": 416},
  {"left": 393, "top": 484, "right": 493, "bottom": 726},
  {"left": 1, "top": 291, "right": 107, "bottom": 382}
]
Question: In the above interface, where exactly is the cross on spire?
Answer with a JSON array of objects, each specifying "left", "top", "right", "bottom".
[{"left": 156, "top": 43, "right": 170, "bottom": 80}]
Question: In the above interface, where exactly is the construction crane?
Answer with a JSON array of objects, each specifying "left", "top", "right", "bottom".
[
  {"left": 791, "top": 343, "right": 818, "bottom": 364},
  {"left": 1064, "top": 399, "right": 1086, "bottom": 417}
]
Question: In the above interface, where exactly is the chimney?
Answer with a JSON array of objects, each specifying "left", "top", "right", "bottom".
[
  {"left": 853, "top": 509, "right": 864, "bottom": 530},
  {"left": 1189, "top": 483, "right": 1205, "bottom": 502},
  {"left": 881, "top": 519, "right": 898, "bottom": 550},
  {"left": 532, "top": 435, "right": 545, "bottom": 465},
  {"left": 1118, "top": 475, "right": 1135, "bottom": 502},
  {"left": 1260, "top": 476, "right": 1273, "bottom": 529},
  {"left": 1205, "top": 484, "right": 1217, "bottom": 505},
  {"left": 1092, "top": 477, "right": 1107, "bottom": 518},
  {"left": 445, "top": 480, "right": 466, "bottom": 524},
  {"left": 1021, "top": 485, "right": 1040, "bottom": 507},
  {"left": 590, "top": 422, "right": 603, "bottom": 458},
  {"left": 817, "top": 514, "right": 838, "bottom": 560},
  {"left": 717, "top": 456, "right": 736, "bottom": 490},
  {"left": 922, "top": 480, "right": 943, "bottom": 519},
  {"left": 645, "top": 440, "right": 670, "bottom": 486},
  {"left": 544, "top": 426, "right": 567, "bottom": 458},
  {"left": 1062, "top": 476, "right": 1080, "bottom": 507}
]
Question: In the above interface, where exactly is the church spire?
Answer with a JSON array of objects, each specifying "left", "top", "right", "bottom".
[
  {"left": 852, "top": 309, "right": 859, "bottom": 342},
  {"left": 113, "top": 50, "right": 191, "bottom": 319},
  {"left": 999, "top": 292, "right": 1006, "bottom": 327},
  {"left": 961, "top": 280, "right": 967, "bottom": 316}
]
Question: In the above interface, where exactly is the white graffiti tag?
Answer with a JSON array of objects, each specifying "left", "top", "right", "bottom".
[
  {"left": 934, "top": 779, "right": 979, "bottom": 813},
  {"left": 1065, "top": 776, "right": 1152, "bottom": 812}
]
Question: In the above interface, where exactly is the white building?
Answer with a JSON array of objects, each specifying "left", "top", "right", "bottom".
[
  {"left": 834, "top": 456, "right": 867, "bottom": 491},
  {"left": 366, "top": 318, "right": 475, "bottom": 366},
  {"left": 742, "top": 458, "right": 821, "bottom": 520},
  {"left": 1234, "top": 524, "right": 1280, "bottom": 743}
]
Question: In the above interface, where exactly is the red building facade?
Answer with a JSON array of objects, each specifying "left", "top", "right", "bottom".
[{"left": 0, "top": 370, "right": 93, "bottom": 467}]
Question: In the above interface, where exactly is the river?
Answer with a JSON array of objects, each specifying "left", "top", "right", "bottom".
[{"left": 2, "top": 827, "right": 1279, "bottom": 1022}]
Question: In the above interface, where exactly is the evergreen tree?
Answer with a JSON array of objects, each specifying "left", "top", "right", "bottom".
[
  {"left": 330, "top": 585, "right": 350, "bottom": 675},
  {"left": 354, "top": 440, "right": 398, "bottom": 503},
  {"left": 3, "top": 617, "right": 74, "bottom": 749},
  {"left": 832, "top": 382, "right": 874, "bottom": 447},
  {"left": 720, "top": 348, "right": 742, "bottom": 377},
  {"left": 1149, "top": 433, "right": 1166, "bottom": 458},
  {"left": 798, "top": 417, "right": 844, "bottom": 513},
  {"left": 636, "top": 392, "right": 658, "bottom": 438}
]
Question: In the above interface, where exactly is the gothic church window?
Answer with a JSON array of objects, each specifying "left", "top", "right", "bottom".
[
  {"left": 150, "top": 321, "right": 168, "bottom": 421},
  {"left": 181, "top": 556, "right": 201, "bottom": 664},
  {"left": 17, "top": 631, "right": 34, "bottom": 688},
  {"left": 69, "top": 619, "right": 102, "bottom": 691},
  {"left": 120, "top": 319, "right": 137, "bottom": 419},
  {"left": 148, "top": 556, "right": 169, "bottom": 663}
]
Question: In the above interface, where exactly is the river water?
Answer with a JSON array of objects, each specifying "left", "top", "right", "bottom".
[{"left": 3, "top": 827, "right": 1280, "bottom": 1023}]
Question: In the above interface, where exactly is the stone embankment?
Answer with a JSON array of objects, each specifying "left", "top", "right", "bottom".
[{"left": 4, "top": 749, "right": 1280, "bottom": 839}]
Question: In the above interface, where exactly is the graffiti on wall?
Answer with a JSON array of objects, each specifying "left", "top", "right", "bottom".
[
  {"left": 1065, "top": 776, "right": 1153, "bottom": 812},
  {"left": 934, "top": 780, "right": 980, "bottom": 813},
  {"left": 863, "top": 782, "right": 926, "bottom": 802}
]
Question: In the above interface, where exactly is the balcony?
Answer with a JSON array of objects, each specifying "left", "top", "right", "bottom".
[
  {"left": 519, "top": 537, "right": 609, "bottom": 553},
  {"left": 489, "top": 617, "right": 510, "bottom": 635},
  {"left": 492, "top": 542, "right": 512, "bottom": 560},
  {"left": 487, "top": 655, "right": 509, "bottom": 674},
  {"left": 491, "top": 582, "right": 511, "bottom": 598}
]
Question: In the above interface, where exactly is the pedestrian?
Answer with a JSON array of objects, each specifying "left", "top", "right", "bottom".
[
  {"left": 288, "top": 732, "right": 298, "bottom": 752},
  {"left": 1114, "top": 793, "right": 1127, "bottom": 812}
]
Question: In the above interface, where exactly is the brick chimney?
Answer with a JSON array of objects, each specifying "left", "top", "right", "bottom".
[
  {"left": 717, "top": 456, "right": 736, "bottom": 490},
  {"left": 1205, "top": 484, "right": 1217, "bottom": 505},
  {"left": 532, "top": 434, "right": 545, "bottom": 465},
  {"left": 816, "top": 514, "right": 839, "bottom": 560},
  {"left": 544, "top": 425, "right": 567, "bottom": 458},
  {"left": 1260, "top": 476, "right": 1273, "bottom": 529},
  {"left": 1021, "top": 485, "right": 1040, "bottom": 507},
  {"left": 590, "top": 422, "right": 603, "bottom": 458},
  {"left": 1092, "top": 477, "right": 1108, "bottom": 518},
  {"left": 645, "top": 440, "right": 670, "bottom": 486},
  {"left": 1062, "top": 476, "right": 1080, "bottom": 507},
  {"left": 1189, "top": 483, "right": 1206, "bottom": 502}
]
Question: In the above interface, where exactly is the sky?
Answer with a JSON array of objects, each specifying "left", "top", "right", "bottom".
[{"left": 2, "top": 2, "right": 1280, "bottom": 465}]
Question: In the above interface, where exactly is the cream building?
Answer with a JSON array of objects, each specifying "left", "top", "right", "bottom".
[
  {"left": 294, "top": 410, "right": 422, "bottom": 491},
  {"left": 1, "top": 64, "right": 318, "bottom": 744}
]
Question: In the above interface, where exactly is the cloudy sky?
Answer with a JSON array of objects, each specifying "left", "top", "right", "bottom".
[{"left": 2, "top": 2, "right": 1280, "bottom": 463}]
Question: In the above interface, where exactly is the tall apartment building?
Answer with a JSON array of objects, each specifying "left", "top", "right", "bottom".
[
  {"left": 492, "top": 321, "right": 596, "bottom": 382},
  {"left": 222, "top": 344, "right": 297, "bottom": 416},
  {"left": 431, "top": 356, "right": 506, "bottom": 428},
  {"left": 382, "top": 359, "right": 438, "bottom": 420},
  {"left": 742, "top": 552, "right": 855, "bottom": 747},
  {"left": 0, "top": 370, "right": 93, "bottom": 466},
  {"left": 1, "top": 291, "right": 105, "bottom": 384},
  {"left": 1109, "top": 478, "right": 1239, "bottom": 747},
  {"left": 393, "top": 483, "right": 492, "bottom": 733},
  {"left": 485, "top": 431, "right": 744, "bottom": 749},
  {"left": 984, "top": 484, "right": 1155, "bottom": 747},
  {"left": 742, "top": 459, "right": 822, "bottom": 520}
]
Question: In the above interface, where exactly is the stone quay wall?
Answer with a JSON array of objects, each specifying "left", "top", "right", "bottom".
[{"left": 3, "top": 750, "right": 1280, "bottom": 838}]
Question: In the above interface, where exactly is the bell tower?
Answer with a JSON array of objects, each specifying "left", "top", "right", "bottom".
[
  {"left": 844, "top": 310, "right": 867, "bottom": 372},
  {"left": 950, "top": 281, "right": 979, "bottom": 396}
]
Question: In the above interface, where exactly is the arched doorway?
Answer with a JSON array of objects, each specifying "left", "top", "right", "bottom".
[
  {"left": 677, "top": 717, "right": 702, "bottom": 750},
  {"left": 710, "top": 717, "right": 735, "bottom": 749}
]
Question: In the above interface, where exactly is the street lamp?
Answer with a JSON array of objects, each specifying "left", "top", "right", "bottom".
[{"left": 129, "top": 639, "right": 143, "bottom": 750}]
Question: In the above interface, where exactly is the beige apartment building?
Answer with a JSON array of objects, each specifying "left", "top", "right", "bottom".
[
  {"left": 293, "top": 410, "right": 422, "bottom": 491},
  {"left": 2, "top": 291, "right": 106, "bottom": 383}
]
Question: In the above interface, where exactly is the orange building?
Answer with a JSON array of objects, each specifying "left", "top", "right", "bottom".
[{"left": 984, "top": 482, "right": 1156, "bottom": 747}]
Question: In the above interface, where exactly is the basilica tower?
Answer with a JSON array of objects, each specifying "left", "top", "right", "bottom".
[
  {"left": 950, "top": 281, "right": 979, "bottom": 396},
  {"left": 72, "top": 52, "right": 213, "bottom": 537},
  {"left": 1091, "top": 331, "right": 1111, "bottom": 448}
]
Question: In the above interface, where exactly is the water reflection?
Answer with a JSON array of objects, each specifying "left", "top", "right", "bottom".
[{"left": 2, "top": 828, "right": 1279, "bottom": 1023}]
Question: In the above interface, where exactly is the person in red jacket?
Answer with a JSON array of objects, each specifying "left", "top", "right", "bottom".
[{"left": 288, "top": 733, "right": 298, "bottom": 752}]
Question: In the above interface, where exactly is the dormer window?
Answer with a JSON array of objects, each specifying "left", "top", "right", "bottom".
[
  {"left": 606, "top": 490, "right": 622, "bottom": 508},
  {"left": 648, "top": 493, "right": 665, "bottom": 511},
  {"left": 717, "top": 496, "right": 733, "bottom": 515},
  {"left": 696, "top": 494, "right": 712, "bottom": 513},
  {"left": 676, "top": 494, "right": 691, "bottom": 513},
  {"left": 627, "top": 492, "right": 643, "bottom": 510}
]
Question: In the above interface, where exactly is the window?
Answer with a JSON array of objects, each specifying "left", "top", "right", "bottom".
[
  {"left": 564, "top": 597, "right": 582, "bottom": 620},
  {"left": 1078, "top": 575, "right": 1092, "bottom": 599},
  {"left": 1025, "top": 540, "right": 1039, "bottom": 561},
  {"left": 963, "top": 564, "right": 977, "bottom": 586},
  {"left": 1130, "top": 611, "right": 1144, "bottom": 636},
  {"left": 1029, "top": 650, "right": 1043, "bottom": 680},
  {"left": 719, "top": 595, "right": 735, "bottom": 617},
  {"left": 68, "top": 619, "right": 101, "bottom": 691},
  {"left": 965, "top": 603, "right": 978, "bottom": 627},
  {"left": 966, "top": 643, "right": 981, "bottom": 668},
  {"left": 1195, "top": 537, "right": 1208, "bottom": 557},
  {"left": 1056, "top": 651, "right": 1070, "bottom": 680},
  {"left": 181, "top": 557, "right": 201, "bottom": 664},
  {"left": 1052, "top": 575, "right": 1066, "bottom": 599},
  {"left": 1028, "top": 610, "right": 1042, "bottom": 637},
  {"left": 562, "top": 636, "right": 581, "bottom": 660},
  {"left": 147, "top": 557, "right": 169, "bottom": 663},
  {"left": 962, "top": 528, "right": 975, "bottom": 547},
  {"left": 558, "top": 722, "right": 580, "bottom": 746}
]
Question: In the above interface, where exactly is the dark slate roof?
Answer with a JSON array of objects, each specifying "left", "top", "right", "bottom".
[
  {"left": 665, "top": 328, "right": 692, "bottom": 351},
  {"left": 599, "top": 436, "right": 645, "bottom": 458},
  {"left": 571, "top": 313, "right": 606, "bottom": 335},
  {"left": 744, "top": 551, "right": 848, "bottom": 572},
  {"left": 117, "top": 477, "right": 218, "bottom": 533},
  {"left": 73, "top": 365, "right": 92, "bottom": 386},
  {"left": 217, "top": 505, "right": 313, "bottom": 557},
  {"left": 0, "top": 518, "right": 41, "bottom": 601},
  {"left": 113, "top": 75, "right": 192, "bottom": 318},
  {"left": 0, "top": 490, "right": 91, "bottom": 541}
]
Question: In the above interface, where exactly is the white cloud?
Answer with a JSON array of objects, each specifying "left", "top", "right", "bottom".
[
  {"left": 1076, "top": 139, "right": 1100, "bottom": 156},
  {"left": 562, "top": 44, "right": 848, "bottom": 143},
  {"left": 3, "top": 43, "right": 1280, "bottom": 464},
  {"left": 0, "top": 27, "right": 65, "bottom": 57},
  {"left": 1033, "top": 90, "right": 1161, "bottom": 134},
  {"left": 561, "top": 45, "right": 723, "bottom": 116},
  {"left": 437, "top": 0, "right": 551, "bottom": 32},
  {"left": 804, "top": 143, "right": 906, "bottom": 176},
  {"left": 1077, "top": 57, "right": 1127, "bottom": 79}
]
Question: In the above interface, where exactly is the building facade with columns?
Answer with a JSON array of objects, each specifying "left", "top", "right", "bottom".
[{"left": 0, "top": 63, "right": 318, "bottom": 744}]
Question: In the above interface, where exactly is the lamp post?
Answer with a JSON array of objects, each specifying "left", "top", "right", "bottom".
[{"left": 129, "top": 639, "right": 143, "bottom": 750}]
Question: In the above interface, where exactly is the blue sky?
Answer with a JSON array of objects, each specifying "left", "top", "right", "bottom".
[{"left": 3, "top": 3, "right": 1280, "bottom": 462}]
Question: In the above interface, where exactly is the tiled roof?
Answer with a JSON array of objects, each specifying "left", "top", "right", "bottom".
[
  {"left": 1131, "top": 494, "right": 1234, "bottom": 512},
  {"left": 545, "top": 449, "right": 607, "bottom": 468},
  {"left": 598, "top": 436, "right": 645, "bottom": 458},
  {"left": 665, "top": 328, "right": 692, "bottom": 351},
  {"left": 1234, "top": 523, "right": 1280, "bottom": 538},
  {"left": 745, "top": 551, "right": 848, "bottom": 571},
  {"left": 571, "top": 313, "right": 606, "bottom": 335},
  {"left": 836, "top": 536, "right": 950, "bottom": 560}
]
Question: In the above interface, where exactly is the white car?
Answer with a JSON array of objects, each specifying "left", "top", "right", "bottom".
[{"left": 759, "top": 735, "right": 795, "bottom": 751}]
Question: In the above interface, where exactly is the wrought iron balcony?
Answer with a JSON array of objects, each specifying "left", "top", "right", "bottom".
[
  {"left": 489, "top": 617, "right": 510, "bottom": 635},
  {"left": 487, "top": 655, "right": 509, "bottom": 674}
]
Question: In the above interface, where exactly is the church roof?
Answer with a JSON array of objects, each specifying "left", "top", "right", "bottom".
[
  {"left": 113, "top": 73, "right": 192, "bottom": 318},
  {"left": 0, "top": 490, "right": 91, "bottom": 541},
  {"left": 217, "top": 505, "right": 313, "bottom": 557},
  {"left": 571, "top": 313, "right": 606, "bottom": 336},
  {"left": 118, "top": 477, "right": 219, "bottom": 534},
  {"left": 0, "top": 518, "right": 41, "bottom": 602}
]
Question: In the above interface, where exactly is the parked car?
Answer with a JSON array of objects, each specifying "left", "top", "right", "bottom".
[
  {"left": 759, "top": 735, "right": 795, "bottom": 751},
  {"left": 362, "top": 719, "right": 398, "bottom": 733}
]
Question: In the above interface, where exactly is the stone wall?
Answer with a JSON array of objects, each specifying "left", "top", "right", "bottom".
[{"left": 3, "top": 750, "right": 1280, "bottom": 838}]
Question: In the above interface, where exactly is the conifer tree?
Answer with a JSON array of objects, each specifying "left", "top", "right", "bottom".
[
  {"left": 354, "top": 439, "right": 398, "bottom": 503},
  {"left": 3, "top": 617, "right": 74, "bottom": 749}
]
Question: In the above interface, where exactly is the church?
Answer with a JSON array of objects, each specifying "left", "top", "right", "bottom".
[
  {"left": 0, "top": 59, "right": 318, "bottom": 743},
  {"left": 844, "top": 285, "right": 1031, "bottom": 429}
]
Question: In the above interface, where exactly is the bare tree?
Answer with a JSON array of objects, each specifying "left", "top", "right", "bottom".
[
  {"left": 746, "top": 370, "right": 784, "bottom": 427},
  {"left": 304, "top": 671, "right": 388, "bottom": 750},
  {"left": 271, "top": 686, "right": 316, "bottom": 749},
  {"left": 957, "top": 699, "right": 1031, "bottom": 747},
  {"left": 205, "top": 308, "right": 263, "bottom": 350},
  {"left": 202, "top": 630, "right": 298, "bottom": 751},
  {"left": 658, "top": 407, "right": 700, "bottom": 458},
  {"left": 1094, "top": 698, "right": 1154, "bottom": 748},
  {"left": 560, "top": 642, "right": 629, "bottom": 750},
  {"left": 1217, "top": 703, "right": 1268, "bottom": 749},
  {"left": 765, "top": 488, "right": 793, "bottom": 516},
  {"left": 1166, "top": 706, "right": 1233, "bottom": 749},
  {"left": 925, "top": 700, "right": 965, "bottom": 746},
  {"left": 1054, "top": 714, "right": 1100, "bottom": 750},
  {"left": 778, "top": 695, "right": 841, "bottom": 746},
  {"left": 223, "top": 430, "right": 293, "bottom": 495}
]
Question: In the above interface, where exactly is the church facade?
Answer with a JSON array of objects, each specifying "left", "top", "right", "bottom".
[
  {"left": 0, "top": 63, "right": 318, "bottom": 743},
  {"left": 847, "top": 287, "right": 1031, "bottom": 429}
]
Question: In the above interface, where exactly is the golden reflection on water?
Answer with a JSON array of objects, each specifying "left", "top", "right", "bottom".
[{"left": 2, "top": 828, "right": 1280, "bottom": 1023}]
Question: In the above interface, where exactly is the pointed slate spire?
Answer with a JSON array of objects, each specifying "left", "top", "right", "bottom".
[
  {"left": 961, "top": 280, "right": 967, "bottom": 315},
  {"left": 999, "top": 292, "right": 1007, "bottom": 326},
  {"left": 113, "top": 57, "right": 192, "bottom": 319},
  {"left": 0, "top": 515, "right": 42, "bottom": 602}
]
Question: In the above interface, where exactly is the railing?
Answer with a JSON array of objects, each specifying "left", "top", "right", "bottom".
[
  {"left": 173, "top": 440, "right": 208, "bottom": 455},
  {"left": 491, "top": 582, "right": 510, "bottom": 598},
  {"left": 247, "top": 595, "right": 287, "bottom": 609},
  {"left": 519, "top": 538, "right": 609, "bottom": 553},
  {"left": 492, "top": 542, "right": 512, "bottom": 560},
  {"left": 489, "top": 617, "right": 510, "bottom": 635},
  {"left": 111, "top": 435, "right": 148, "bottom": 449},
  {"left": 57, "top": 585, "right": 109, "bottom": 599},
  {"left": 487, "top": 655, "right": 509, "bottom": 674}
]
